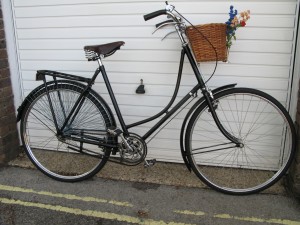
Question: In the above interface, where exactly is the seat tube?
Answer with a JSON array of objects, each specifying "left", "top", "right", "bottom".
[{"left": 98, "top": 62, "right": 129, "bottom": 135}]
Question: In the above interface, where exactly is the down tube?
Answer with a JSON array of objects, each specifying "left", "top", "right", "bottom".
[{"left": 142, "top": 84, "right": 200, "bottom": 140}]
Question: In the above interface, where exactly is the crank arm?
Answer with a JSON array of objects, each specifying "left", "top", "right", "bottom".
[
  {"left": 98, "top": 141, "right": 118, "bottom": 148},
  {"left": 107, "top": 157, "right": 139, "bottom": 166}
]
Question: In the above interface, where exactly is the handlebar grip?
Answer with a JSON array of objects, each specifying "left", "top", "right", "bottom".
[{"left": 143, "top": 9, "right": 167, "bottom": 21}]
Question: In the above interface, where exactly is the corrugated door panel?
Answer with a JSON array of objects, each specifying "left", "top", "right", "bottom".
[{"left": 12, "top": 0, "right": 297, "bottom": 163}]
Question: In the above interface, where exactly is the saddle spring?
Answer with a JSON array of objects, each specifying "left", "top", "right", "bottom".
[{"left": 84, "top": 50, "right": 99, "bottom": 61}]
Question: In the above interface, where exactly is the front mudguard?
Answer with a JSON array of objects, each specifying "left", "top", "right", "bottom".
[{"left": 180, "top": 84, "right": 237, "bottom": 171}]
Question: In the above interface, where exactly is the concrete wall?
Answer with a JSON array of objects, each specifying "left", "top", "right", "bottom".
[{"left": 0, "top": 3, "right": 20, "bottom": 165}]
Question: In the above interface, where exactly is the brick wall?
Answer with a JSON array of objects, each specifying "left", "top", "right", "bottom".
[
  {"left": 0, "top": 3, "right": 20, "bottom": 165},
  {"left": 288, "top": 82, "right": 300, "bottom": 198}
]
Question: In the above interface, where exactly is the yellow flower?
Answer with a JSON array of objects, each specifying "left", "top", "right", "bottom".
[{"left": 238, "top": 10, "right": 250, "bottom": 23}]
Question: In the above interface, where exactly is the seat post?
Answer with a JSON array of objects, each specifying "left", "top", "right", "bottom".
[
  {"left": 97, "top": 58, "right": 103, "bottom": 67},
  {"left": 88, "top": 55, "right": 103, "bottom": 85}
]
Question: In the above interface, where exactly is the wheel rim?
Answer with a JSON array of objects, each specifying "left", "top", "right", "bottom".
[
  {"left": 22, "top": 87, "right": 109, "bottom": 180},
  {"left": 188, "top": 91, "right": 294, "bottom": 193}
]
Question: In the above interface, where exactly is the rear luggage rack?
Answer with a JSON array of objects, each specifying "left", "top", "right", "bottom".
[{"left": 36, "top": 70, "right": 92, "bottom": 83}]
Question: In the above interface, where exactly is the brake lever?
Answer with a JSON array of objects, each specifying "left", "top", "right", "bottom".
[
  {"left": 152, "top": 22, "right": 178, "bottom": 34},
  {"left": 156, "top": 20, "right": 173, "bottom": 28},
  {"left": 161, "top": 31, "right": 177, "bottom": 41}
]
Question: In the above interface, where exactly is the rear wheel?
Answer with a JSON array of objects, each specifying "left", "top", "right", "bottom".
[
  {"left": 20, "top": 82, "right": 114, "bottom": 182},
  {"left": 185, "top": 88, "right": 296, "bottom": 194}
]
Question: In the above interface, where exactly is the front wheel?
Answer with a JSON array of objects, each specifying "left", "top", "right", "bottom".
[{"left": 185, "top": 88, "right": 296, "bottom": 195}]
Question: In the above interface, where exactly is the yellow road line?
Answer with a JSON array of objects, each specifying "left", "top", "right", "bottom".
[
  {"left": 174, "top": 210, "right": 300, "bottom": 225},
  {"left": 174, "top": 210, "right": 205, "bottom": 216},
  {"left": 0, "top": 197, "right": 195, "bottom": 225},
  {"left": 2, "top": 183, "right": 298, "bottom": 225},
  {"left": 214, "top": 214, "right": 300, "bottom": 225},
  {"left": 0, "top": 184, "right": 132, "bottom": 207}
]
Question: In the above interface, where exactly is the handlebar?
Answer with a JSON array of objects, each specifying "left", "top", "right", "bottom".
[
  {"left": 143, "top": 9, "right": 167, "bottom": 21},
  {"left": 143, "top": 3, "right": 186, "bottom": 44}
]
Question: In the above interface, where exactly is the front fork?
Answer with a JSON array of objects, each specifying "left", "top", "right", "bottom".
[{"left": 202, "top": 88, "right": 242, "bottom": 146}]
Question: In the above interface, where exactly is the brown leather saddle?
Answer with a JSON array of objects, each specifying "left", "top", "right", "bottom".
[{"left": 84, "top": 41, "right": 125, "bottom": 60}]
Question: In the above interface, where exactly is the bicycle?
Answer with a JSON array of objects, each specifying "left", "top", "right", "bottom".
[{"left": 17, "top": 2, "right": 296, "bottom": 195}]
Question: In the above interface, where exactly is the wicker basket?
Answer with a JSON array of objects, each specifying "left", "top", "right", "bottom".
[{"left": 186, "top": 23, "right": 227, "bottom": 62}]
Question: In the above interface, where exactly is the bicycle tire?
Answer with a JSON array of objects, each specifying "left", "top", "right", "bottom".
[
  {"left": 20, "top": 81, "right": 114, "bottom": 182},
  {"left": 185, "top": 88, "right": 296, "bottom": 195}
]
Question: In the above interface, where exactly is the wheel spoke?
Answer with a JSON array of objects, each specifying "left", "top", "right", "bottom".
[
  {"left": 186, "top": 88, "right": 295, "bottom": 194},
  {"left": 21, "top": 83, "right": 112, "bottom": 181}
]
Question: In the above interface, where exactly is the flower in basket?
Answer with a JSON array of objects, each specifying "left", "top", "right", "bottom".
[{"left": 225, "top": 6, "right": 250, "bottom": 49}]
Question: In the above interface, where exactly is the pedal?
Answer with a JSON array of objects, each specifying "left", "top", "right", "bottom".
[{"left": 144, "top": 159, "right": 156, "bottom": 168}]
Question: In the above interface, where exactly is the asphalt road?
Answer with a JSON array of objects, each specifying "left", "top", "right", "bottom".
[{"left": 0, "top": 166, "right": 299, "bottom": 225}]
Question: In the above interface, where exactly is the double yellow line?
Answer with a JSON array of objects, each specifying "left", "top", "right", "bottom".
[
  {"left": 0, "top": 184, "right": 192, "bottom": 225},
  {"left": 174, "top": 210, "right": 300, "bottom": 225},
  {"left": 0, "top": 184, "right": 300, "bottom": 225},
  {"left": 0, "top": 184, "right": 132, "bottom": 207}
]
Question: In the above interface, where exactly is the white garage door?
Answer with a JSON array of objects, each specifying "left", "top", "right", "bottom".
[{"left": 8, "top": 0, "right": 299, "bottom": 162}]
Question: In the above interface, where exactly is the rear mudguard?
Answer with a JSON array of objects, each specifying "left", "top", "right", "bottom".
[
  {"left": 180, "top": 83, "right": 237, "bottom": 172},
  {"left": 16, "top": 80, "right": 116, "bottom": 128},
  {"left": 17, "top": 80, "right": 86, "bottom": 121}
]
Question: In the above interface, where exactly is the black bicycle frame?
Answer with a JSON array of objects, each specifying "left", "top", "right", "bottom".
[
  {"left": 43, "top": 43, "right": 240, "bottom": 147},
  {"left": 101, "top": 44, "right": 240, "bottom": 144},
  {"left": 97, "top": 46, "right": 200, "bottom": 140}
]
